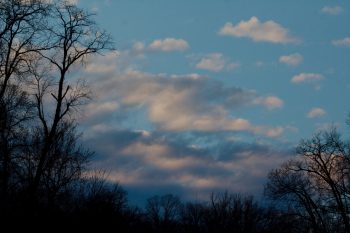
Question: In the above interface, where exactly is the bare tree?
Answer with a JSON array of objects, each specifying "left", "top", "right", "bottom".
[
  {"left": 265, "top": 162, "right": 329, "bottom": 233},
  {"left": 72, "top": 171, "right": 128, "bottom": 218},
  {"left": 203, "top": 192, "right": 263, "bottom": 233},
  {"left": 146, "top": 194, "right": 182, "bottom": 232},
  {"left": 27, "top": 1, "right": 113, "bottom": 201},
  {"left": 0, "top": 0, "right": 48, "bottom": 97},
  {"left": 180, "top": 202, "right": 205, "bottom": 233},
  {"left": 0, "top": 0, "right": 49, "bottom": 211},
  {"left": 265, "top": 128, "right": 350, "bottom": 233}
]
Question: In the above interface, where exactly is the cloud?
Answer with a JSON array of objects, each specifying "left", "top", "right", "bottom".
[
  {"left": 264, "top": 127, "right": 284, "bottom": 138},
  {"left": 132, "top": 41, "right": 145, "bottom": 52},
  {"left": 254, "top": 96, "right": 284, "bottom": 110},
  {"left": 194, "top": 53, "right": 240, "bottom": 72},
  {"left": 82, "top": 101, "right": 119, "bottom": 125},
  {"left": 219, "top": 16, "right": 298, "bottom": 44},
  {"left": 332, "top": 37, "right": 350, "bottom": 47},
  {"left": 84, "top": 52, "right": 121, "bottom": 74},
  {"left": 114, "top": 71, "right": 253, "bottom": 132},
  {"left": 307, "top": 107, "right": 326, "bottom": 118},
  {"left": 148, "top": 38, "right": 189, "bottom": 52},
  {"left": 291, "top": 73, "right": 324, "bottom": 84},
  {"left": 321, "top": 6, "right": 343, "bottom": 15},
  {"left": 83, "top": 129, "right": 293, "bottom": 202},
  {"left": 83, "top": 61, "right": 284, "bottom": 137},
  {"left": 279, "top": 53, "right": 303, "bottom": 66},
  {"left": 78, "top": 46, "right": 294, "bottom": 203}
]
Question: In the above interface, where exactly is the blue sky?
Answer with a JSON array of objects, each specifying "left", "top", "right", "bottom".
[{"left": 71, "top": 0, "right": 350, "bottom": 204}]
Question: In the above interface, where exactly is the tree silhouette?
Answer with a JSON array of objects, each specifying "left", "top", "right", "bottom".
[
  {"left": 146, "top": 194, "right": 182, "bottom": 233},
  {"left": 0, "top": 0, "right": 49, "bottom": 215},
  {"left": 266, "top": 127, "right": 350, "bottom": 233},
  {"left": 0, "top": 0, "right": 113, "bottom": 218},
  {"left": 28, "top": 1, "right": 113, "bottom": 203}
]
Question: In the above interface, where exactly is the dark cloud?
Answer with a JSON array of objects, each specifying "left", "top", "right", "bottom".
[{"left": 81, "top": 128, "right": 293, "bottom": 205}]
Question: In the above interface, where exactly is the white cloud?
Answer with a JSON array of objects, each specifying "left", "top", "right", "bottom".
[
  {"left": 195, "top": 53, "right": 239, "bottom": 72},
  {"left": 219, "top": 16, "right": 298, "bottom": 44},
  {"left": 254, "top": 96, "right": 284, "bottom": 110},
  {"left": 84, "top": 66, "right": 284, "bottom": 137},
  {"left": 307, "top": 107, "right": 326, "bottom": 118},
  {"left": 332, "top": 37, "right": 350, "bottom": 47},
  {"left": 291, "top": 73, "right": 324, "bottom": 84},
  {"left": 84, "top": 52, "right": 119, "bottom": 74},
  {"left": 279, "top": 53, "right": 303, "bottom": 66},
  {"left": 148, "top": 38, "right": 189, "bottom": 52},
  {"left": 321, "top": 6, "right": 343, "bottom": 15},
  {"left": 83, "top": 101, "right": 119, "bottom": 122}
]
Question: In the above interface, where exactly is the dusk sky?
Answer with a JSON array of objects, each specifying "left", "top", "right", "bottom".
[{"left": 70, "top": 0, "right": 350, "bottom": 204}]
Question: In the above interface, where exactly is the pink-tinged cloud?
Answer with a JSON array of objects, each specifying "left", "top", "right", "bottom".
[
  {"left": 291, "top": 73, "right": 324, "bottom": 84},
  {"left": 279, "top": 53, "right": 303, "bottom": 66},
  {"left": 254, "top": 96, "right": 284, "bottom": 110},
  {"left": 307, "top": 107, "right": 326, "bottom": 118},
  {"left": 332, "top": 37, "right": 350, "bottom": 47},
  {"left": 219, "top": 16, "right": 298, "bottom": 44},
  {"left": 195, "top": 53, "right": 239, "bottom": 72},
  {"left": 148, "top": 38, "right": 189, "bottom": 52},
  {"left": 85, "top": 129, "right": 293, "bottom": 200}
]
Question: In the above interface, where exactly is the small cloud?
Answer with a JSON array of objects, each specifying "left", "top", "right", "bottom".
[
  {"left": 332, "top": 37, "right": 350, "bottom": 47},
  {"left": 170, "top": 73, "right": 202, "bottom": 80},
  {"left": 132, "top": 41, "right": 145, "bottom": 52},
  {"left": 195, "top": 53, "right": 239, "bottom": 72},
  {"left": 254, "top": 96, "right": 284, "bottom": 110},
  {"left": 264, "top": 127, "right": 284, "bottom": 138},
  {"left": 219, "top": 16, "right": 298, "bottom": 44},
  {"left": 307, "top": 107, "right": 326, "bottom": 118},
  {"left": 279, "top": 53, "right": 303, "bottom": 66},
  {"left": 321, "top": 6, "right": 343, "bottom": 15},
  {"left": 291, "top": 73, "right": 324, "bottom": 84},
  {"left": 148, "top": 38, "right": 189, "bottom": 52},
  {"left": 84, "top": 52, "right": 118, "bottom": 74}
]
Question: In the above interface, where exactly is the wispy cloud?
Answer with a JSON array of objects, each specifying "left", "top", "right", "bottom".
[
  {"left": 148, "top": 38, "right": 189, "bottom": 52},
  {"left": 219, "top": 16, "right": 298, "bottom": 44},
  {"left": 291, "top": 73, "right": 324, "bottom": 84},
  {"left": 307, "top": 107, "right": 326, "bottom": 118},
  {"left": 321, "top": 6, "right": 343, "bottom": 15},
  {"left": 279, "top": 53, "right": 303, "bottom": 66},
  {"left": 194, "top": 53, "right": 239, "bottom": 72},
  {"left": 332, "top": 37, "right": 350, "bottom": 47},
  {"left": 254, "top": 96, "right": 284, "bottom": 110}
]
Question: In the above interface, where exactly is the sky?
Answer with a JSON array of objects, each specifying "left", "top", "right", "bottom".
[{"left": 71, "top": 0, "right": 350, "bottom": 205}]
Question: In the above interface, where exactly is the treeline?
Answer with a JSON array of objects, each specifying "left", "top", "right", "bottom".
[{"left": 1, "top": 1, "right": 350, "bottom": 232}]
